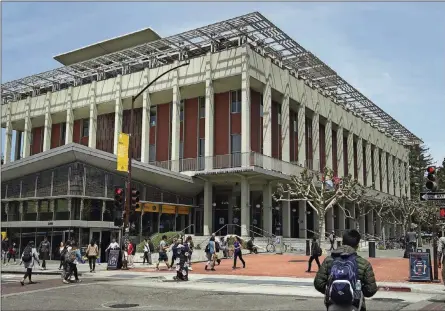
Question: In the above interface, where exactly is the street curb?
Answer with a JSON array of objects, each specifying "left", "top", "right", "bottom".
[
  {"left": 1, "top": 270, "right": 83, "bottom": 276},
  {"left": 378, "top": 285, "right": 411, "bottom": 292}
]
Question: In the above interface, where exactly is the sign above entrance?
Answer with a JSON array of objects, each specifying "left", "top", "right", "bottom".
[
  {"left": 162, "top": 205, "right": 176, "bottom": 214},
  {"left": 177, "top": 206, "right": 189, "bottom": 215},
  {"left": 135, "top": 203, "right": 159, "bottom": 213}
]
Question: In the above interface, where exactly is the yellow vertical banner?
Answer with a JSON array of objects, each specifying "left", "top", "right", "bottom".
[{"left": 117, "top": 133, "right": 129, "bottom": 172}]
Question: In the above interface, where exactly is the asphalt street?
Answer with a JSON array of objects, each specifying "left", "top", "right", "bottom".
[{"left": 0, "top": 274, "right": 435, "bottom": 311}]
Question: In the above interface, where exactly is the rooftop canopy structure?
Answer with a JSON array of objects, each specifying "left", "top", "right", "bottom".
[{"left": 1, "top": 11, "right": 421, "bottom": 146}]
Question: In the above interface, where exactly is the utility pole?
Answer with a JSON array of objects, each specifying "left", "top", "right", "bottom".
[{"left": 123, "top": 60, "right": 190, "bottom": 240}]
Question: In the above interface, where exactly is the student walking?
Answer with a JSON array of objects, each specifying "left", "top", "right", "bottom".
[
  {"left": 156, "top": 235, "right": 170, "bottom": 270},
  {"left": 186, "top": 236, "right": 194, "bottom": 271},
  {"left": 143, "top": 238, "right": 153, "bottom": 265},
  {"left": 63, "top": 242, "right": 82, "bottom": 284},
  {"left": 205, "top": 236, "right": 216, "bottom": 271},
  {"left": 20, "top": 241, "right": 40, "bottom": 286},
  {"left": 86, "top": 240, "right": 99, "bottom": 273},
  {"left": 314, "top": 229, "right": 378, "bottom": 311},
  {"left": 306, "top": 236, "right": 322, "bottom": 272},
  {"left": 329, "top": 231, "right": 336, "bottom": 251},
  {"left": 38, "top": 236, "right": 51, "bottom": 270},
  {"left": 232, "top": 236, "right": 245, "bottom": 269},
  {"left": 58, "top": 242, "right": 65, "bottom": 270},
  {"left": 8, "top": 243, "right": 17, "bottom": 263}
]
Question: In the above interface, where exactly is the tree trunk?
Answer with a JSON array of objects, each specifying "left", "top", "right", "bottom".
[{"left": 318, "top": 213, "right": 326, "bottom": 245}]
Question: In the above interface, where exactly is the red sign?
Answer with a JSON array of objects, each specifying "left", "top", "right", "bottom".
[{"left": 440, "top": 207, "right": 445, "bottom": 219}]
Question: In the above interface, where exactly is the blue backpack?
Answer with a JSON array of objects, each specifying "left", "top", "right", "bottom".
[{"left": 326, "top": 254, "right": 361, "bottom": 307}]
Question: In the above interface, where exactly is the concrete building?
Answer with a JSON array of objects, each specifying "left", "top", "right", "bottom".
[{"left": 1, "top": 12, "right": 421, "bottom": 253}]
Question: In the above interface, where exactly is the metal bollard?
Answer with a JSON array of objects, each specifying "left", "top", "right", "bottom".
[
  {"left": 306, "top": 239, "right": 310, "bottom": 256},
  {"left": 368, "top": 240, "right": 376, "bottom": 258}
]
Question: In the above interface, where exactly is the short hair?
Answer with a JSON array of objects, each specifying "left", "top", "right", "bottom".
[
  {"left": 342, "top": 229, "right": 361, "bottom": 248},
  {"left": 162, "top": 235, "right": 167, "bottom": 240}
]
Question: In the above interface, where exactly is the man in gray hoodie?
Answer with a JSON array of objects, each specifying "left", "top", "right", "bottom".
[{"left": 38, "top": 236, "right": 51, "bottom": 270}]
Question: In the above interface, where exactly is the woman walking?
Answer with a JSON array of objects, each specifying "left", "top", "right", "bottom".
[
  {"left": 86, "top": 240, "right": 99, "bottom": 273},
  {"left": 232, "top": 236, "right": 245, "bottom": 269},
  {"left": 204, "top": 236, "right": 216, "bottom": 271},
  {"left": 58, "top": 242, "right": 65, "bottom": 270},
  {"left": 19, "top": 241, "right": 40, "bottom": 286}
]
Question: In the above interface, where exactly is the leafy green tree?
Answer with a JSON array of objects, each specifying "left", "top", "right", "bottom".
[
  {"left": 436, "top": 157, "right": 445, "bottom": 191},
  {"left": 409, "top": 144, "right": 433, "bottom": 198}
]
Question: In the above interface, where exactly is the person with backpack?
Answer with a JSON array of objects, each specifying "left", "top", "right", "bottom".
[
  {"left": 185, "top": 236, "right": 194, "bottom": 271},
  {"left": 156, "top": 235, "right": 170, "bottom": 270},
  {"left": 204, "top": 236, "right": 216, "bottom": 271},
  {"left": 63, "top": 242, "right": 82, "bottom": 284},
  {"left": 170, "top": 238, "right": 179, "bottom": 269},
  {"left": 232, "top": 236, "right": 246, "bottom": 269},
  {"left": 314, "top": 229, "right": 378, "bottom": 311},
  {"left": 437, "top": 235, "right": 445, "bottom": 286},
  {"left": 306, "top": 236, "right": 322, "bottom": 272},
  {"left": 86, "top": 240, "right": 99, "bottom": 273},
  {"left": 19, "top": 240, "right": 40, "bottom": 286}
]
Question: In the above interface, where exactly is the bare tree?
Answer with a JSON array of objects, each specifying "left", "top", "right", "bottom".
[
  {"left": 340, "top": 199, "right": 376, "bottom": 235},
  {"left": 273, "top": 167, "right": 368, "bottom": 242},
  {"left": 376, "top": 196, "right": 418, "bottom": 237}
]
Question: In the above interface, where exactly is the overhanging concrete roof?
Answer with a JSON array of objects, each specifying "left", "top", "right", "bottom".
[
  {"left": 0, "top": 143, "right": 203, "bottom": 197},
  {"left": 53, "top": 28, "right": 162, "bottom": 66}
]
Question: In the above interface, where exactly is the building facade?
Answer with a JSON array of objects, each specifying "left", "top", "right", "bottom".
[{"left": 1, "top": 12, "right": 420, "bottom": 247}]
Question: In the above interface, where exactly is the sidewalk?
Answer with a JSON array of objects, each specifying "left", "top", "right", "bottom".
[
  {"left": 131, "top": 253, "right": 444, "bottom": 284},
  {"left": 0, "top": 260, "right": 107, "bottom": 275}
]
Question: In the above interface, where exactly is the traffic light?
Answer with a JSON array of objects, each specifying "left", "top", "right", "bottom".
[
  {"left": 130, "top": 188, "right": 140, "bottom": 209},
  {"left": 114, "top": 186, "right": 125, "bottom": 210},
  {"left": 440, "top": 207, "right": 445, "bottom": 220},
  {"left": 425, "top": 166, "right": 438, "bottom": 191}
]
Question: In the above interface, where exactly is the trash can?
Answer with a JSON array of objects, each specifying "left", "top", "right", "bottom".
[{"left": 368, "top": 240, "right": 376, "bottom": 258}]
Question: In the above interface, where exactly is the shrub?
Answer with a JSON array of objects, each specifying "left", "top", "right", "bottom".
[{"left": 136, "top": 231, "right": 181, "bottom": 253}]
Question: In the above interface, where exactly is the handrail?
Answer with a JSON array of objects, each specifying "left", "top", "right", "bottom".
[{"left": 250, "top": 225, "right": 275, "bottom": 238}]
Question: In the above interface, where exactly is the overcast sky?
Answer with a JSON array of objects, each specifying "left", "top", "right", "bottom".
[{"left": 2, "top": 2, "right": 444, "bottom": 163}]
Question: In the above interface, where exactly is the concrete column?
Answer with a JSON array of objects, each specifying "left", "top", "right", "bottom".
[
  {"left": 42, "top": 92, "right": 52, "bottom": 152},
  {"left": 228, "top": 195, "right": 235, "bottom": 226},
  {"left": 381, "top": 150, "right": 388, "bottom": 193},
  {"left": 282, "top": 199, "right": 291, "bottom": 238},
  {"left": 241, "top": 50, "right": 251, "bottom": 167},
  {"left": 262, "top": 183, "right": 273, "bottom": 235},
  {"left": 326, "top": 208, "right": 334, "bottom": 233},
  {"left": 171, "top": 62, "right": 181, "bottom": 172},
  {"left": 359, "top": 214, "right": 366, "bottom": 235},
  {"left": 263, "top": 58, "right": 272, "bottom": 161},
  {"left": 281, "top": 71, "right": 290, "bottom": 163},
  {"left": 240, "top": 177, "right": 251, "bottom": 237},
  {"left": 3, "top": 104, "right": 12, "bottom": 163},
  {"left": 365, "top": 141, "right": 372, "bottom": 187},
  {"left": 65, "top": 87, "right": 74, "bottom": 145},
  {"left": 367, "top": 209, "right": 375, "bottom": 236},
  {"left": 203, "top": 181, "right": 213, "bottom": 236},
  {"left": 405, "top": 161, "right": 411, "bottom": 198},
  {"left": 336, "top": 127, "right": 344, "bottom": 177},
  {"left": 22, "top": 97, "right": 32, "bottom": 158},
  {"left": 325, "top": 120, "right": 333, "bottom": 171},
  {"left": 312, "top": 113, "right": 320, "bottom": 171},
  {"left": 373, "top": 147, "right": 381, "bottom": 191},
  {"left": 113, "top": 75, "right": 123, "bottom": 155},
  {"left": 338, "top": 206, "right": 346, "bottom": 235},
  {"left": 298, "top": 201, "right": 307, "bottom": 238},
  {"left": 347, "top": 132, "right": 354, "bottom": 178},
  {"left": 204, "top": 53, "right": 214, "bottom": 170},
  {"left": 297, "top": 105, "right": 306, "bottom": 166},
  {"left": 14, "top": 131, "right": 22, "bottom": 160},
  {"left": 394, "top": 158, "right": 400, "bottom": 197},
  {"left": 388, "top": 154, "right": 394, "bottom": 195},
  {"left": 375, "top": 215, "right": 382, "bottom": 236},
  {"left": 140, "top": 70, "right": 151, "bottom": 163},
  {"left": 88, "top": 81, "right": 97, "bottom": 149},
  {"left": 356, "top": 138, "right": 363, "bottom": 184}
]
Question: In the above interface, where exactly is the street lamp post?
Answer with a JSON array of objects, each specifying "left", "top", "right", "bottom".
[{"left": 123, "top": 60, "right": 190, "bottom": 239}]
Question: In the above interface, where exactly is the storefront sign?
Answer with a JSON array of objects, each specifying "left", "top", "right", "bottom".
[
  {"left": 162, "top": 205, "right": 176, "bottom": 214},
  {"left": 177, "top": 206, "right": 189, "bottom": 215},
  {"left": 135, "top": 203, "right": 159, "bottom": 213},
  {"left": 409, "top": 251, "right": 432, "bottom": 282},
  {"left": 107, "top": 249, "right": 120, "bottom": 270},
  {"left": 116, "top": 133, "right": 129, "bottom": 172}
]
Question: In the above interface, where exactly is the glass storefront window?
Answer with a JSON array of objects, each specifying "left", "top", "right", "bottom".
[
  {"left": 159, "top": 214, "right": 175, "bottom": 233},
  {"left": 71, "top": 199, "right": 81, "bottom": 220},
  {"left": 82, "top": 200, "right": 102, "bottom": 221},
  {"left": 54, "top": 199, "right": 70, "bottom": 220},
  {"left": 7, "top": 201, "right": 20, "bottom": 221},
  {"left": 23, "top": 201, "right": 37, "bottom": 221},
  {"left": 39, "top": 200, "right": 53, "bottom": 221},
  {"left": 1, "top": 202, "right": 7, "bottom": 222},
  {"left": 103, "top": 201, "right": 113, "bottom": 222},
  {"left": 141, "top": 212, "right": 159, "bottom": 237}
]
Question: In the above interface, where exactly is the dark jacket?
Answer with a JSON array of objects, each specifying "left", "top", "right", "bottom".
[
  {"left": 314, "top": 245, "right": 378, "bottom": 311},
  {"left": 311, "top": 241, "right": 321, "bottom": 256}
]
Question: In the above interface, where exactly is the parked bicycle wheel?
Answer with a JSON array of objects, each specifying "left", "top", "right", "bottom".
[{"left": 266, "top": 243, "right": 275, "bottom": 253}]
